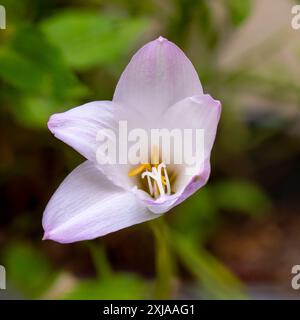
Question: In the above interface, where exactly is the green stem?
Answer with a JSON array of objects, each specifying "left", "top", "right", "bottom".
[
  {"left": 150, "top": 217, "right": 174, "bottom": 299},
  {"left": 85, "top": 241, "right": 112, "bottom": 280}
]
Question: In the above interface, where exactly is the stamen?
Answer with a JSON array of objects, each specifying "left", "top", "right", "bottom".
[
  {"left": 128, "top": 163, "right": 151, "bottom": 177},
  {"left": 153, "top": 181, "right": 159, "bottom": 198},
  {"left": 141, "top": 169, "right": 164, "bottom": 197},
  {"left": 157, "top": 163, "right": 171, "bottom": 195},
  {"left": 153, "top": 166, "right": 165, "bottom": 196},
  {"left": 163, "top": 166, "right": 171, "bottom": 195},
  {"left": 141, "top": 162, "right": 171, "bottom": 198},
  {"left": 145, "top": 169, "right": 154, "bottom": 196},
  {"left": 128, "top": 147, "right": 172, "bottom": 198}
]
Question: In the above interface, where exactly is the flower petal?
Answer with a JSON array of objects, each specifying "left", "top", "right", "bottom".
[
  {"left": 113, "top": 36, "right": 203, "bottom": 118},
  {"left": 48, "top": 101, "right": 116, "bottom": 162},
  {"left": 43, "top": 161, "right": 156, "bottom": 243},
  {"left": 136, "top": 94, "right": 221, "bottom": 214},
  {"left": 48, "top": 101, "right": 135, "bottom": 189},
  {"left": 162, "top": 94, "right": 221, "bottom": 160}
]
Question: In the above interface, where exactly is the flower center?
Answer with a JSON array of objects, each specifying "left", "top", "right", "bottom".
[{"left": 128, "top": 147, "right": 172, "bottom": 199}]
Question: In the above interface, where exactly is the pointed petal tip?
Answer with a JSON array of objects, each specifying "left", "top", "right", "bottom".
[
  {"left": 47, "top": 113, "right": 67, "bottom": 135},
  {"left": 189, "top": 94, "right": 222, "bottom": 110},
  {"left": 42, "top": 233, "right": 48, "bottom": 241},
  {"left": 47, "top": 119, "right": 54, "bottom": 132},
  {"left": 47, "top": 114, "right": 58, "bottom": 133},
  {"left": 157, "top": 36, "right": 168, "bottom": 43},
  {"left": 114, "top": 35, "right": 203, "bottom": 112}
]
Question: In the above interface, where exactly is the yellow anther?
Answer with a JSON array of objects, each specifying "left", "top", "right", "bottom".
[
  {"left": 127, "top": 146, "right": 172, "bottom": 198},
  {"left": 128, "top": 163, "right": 151, "bottom": 177}
]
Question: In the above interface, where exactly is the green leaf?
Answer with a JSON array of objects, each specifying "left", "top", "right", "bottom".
[
  {"left": 0, "top": 48, "right": 47, "bottom": 94},
  {"left": 15, "top": 95, "right": 78, "bottom": 128},
  {"left": 225, "top": 0, "right": 251, "bottom": 26},
  {"left": 41, "top": 11, "right": 148, "bottom": 70},
  {"left": 0, "top": 25, "right": 88, "bottom": 128},
  {"left": 3, "top": 243, "right": 56, "bottom": 298},
  {"left": 214, "top": 180, "right": 271, "bottom": 215},
  {"left": 0, "top": 0, "right": 30, "bottom": 23},
  {"left": 60, "top": 242, "right": 148, "bottom": 300},
  {"left": 63, "top": 274, "right": 148, "bottom": 300},
  {"left": 172, "top": 232, "right": 247, "bottom": 299},
  {"left": 9, "top": 25, "right": 88, "bottom": 100}
]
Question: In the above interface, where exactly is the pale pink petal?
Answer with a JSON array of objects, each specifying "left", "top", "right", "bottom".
[
  {"left": 43, "top": 161, "right": 156, "bottom": 243},
  {"left": 135, "top": 94, "right": 221, "bottom": 214},
  {"left": 162, "top": 94, "right": 221, "bottom": 159},
  {"left": 48, "top": 101, "right": 136, "bottom": 189},
  {"left": 113, "top": 36, "right": 203, "bottom": 118},
  {"left": 48, "top": 101, "right": 116, "bottom": 163}
]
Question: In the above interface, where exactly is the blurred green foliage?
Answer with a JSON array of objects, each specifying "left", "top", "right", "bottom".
[
  {"left": 3, "top": 243, "right": 57, "bottom": 298},
  {"left": 172, "top": 180, "right": 270, "bottom": 243},
  {"left": 63, "top": 275, "right": 147, "bottom": 300},
  {"left": 225, "top": 0, "right": 251, "bottom": 26},
  {"left": 41, "top": 11, "right": 147, "bottom": 70},
  {"left": 1, "top": 0, "right": 299, "bottom": 300},
  {"left": 172, "top": 231, "right": 247, "bottom": 299}
]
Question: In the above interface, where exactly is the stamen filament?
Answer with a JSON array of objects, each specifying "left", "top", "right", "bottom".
[
  {"left": 145, "top": 169, "right": 154, "bottom": 196},
  {"left": 128, "top": 163, "right": 151, "bottom": 177},
  {"left": 141, "top": 162, "right": 171, "bottom": 198},
  {"left": 128, "top": 147, "right": 172, "bottom": 198},
  {"left": 163, "top": 166, "right": 171, "bottom": 195}
]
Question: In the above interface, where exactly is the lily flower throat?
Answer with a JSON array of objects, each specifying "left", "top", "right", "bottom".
[{"left": 128, "top": 147, "right": 172, "bottom": 199}]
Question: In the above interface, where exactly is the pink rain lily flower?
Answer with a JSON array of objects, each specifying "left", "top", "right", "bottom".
[{"left": 43, "top": 36, "right": 221, "bottom": 243}]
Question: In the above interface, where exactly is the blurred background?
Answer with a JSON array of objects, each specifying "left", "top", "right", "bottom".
[{"left": 0, "top": 0, "right": 300, "bottom": 299}]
